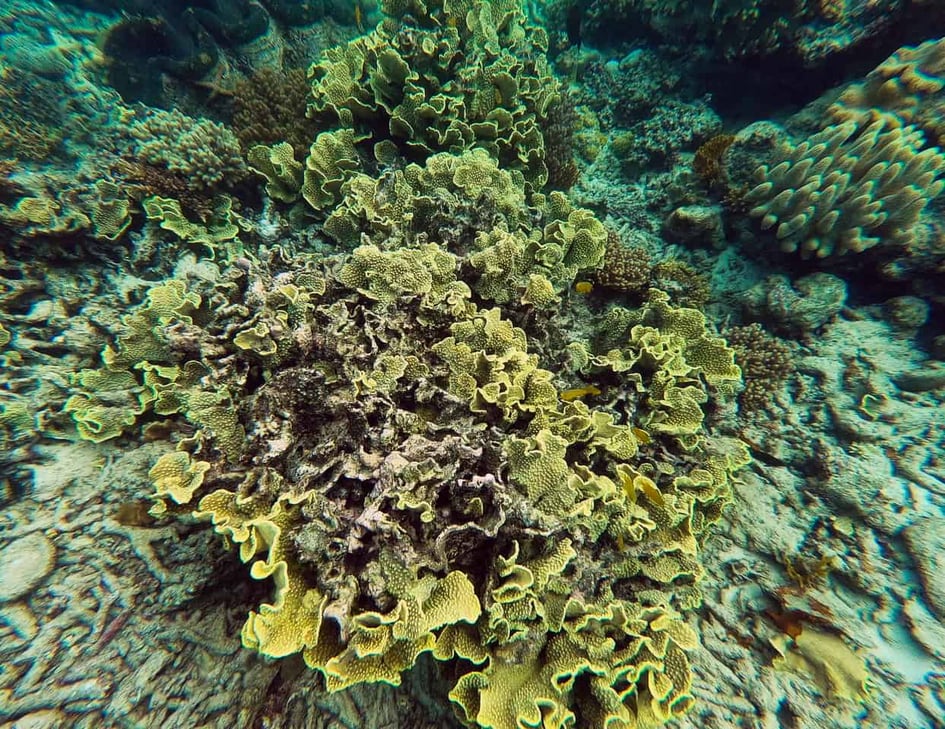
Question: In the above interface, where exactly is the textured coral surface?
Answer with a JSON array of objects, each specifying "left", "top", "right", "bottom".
[{"left": 2, "top": 1, "right": 945, "bottom": 728}]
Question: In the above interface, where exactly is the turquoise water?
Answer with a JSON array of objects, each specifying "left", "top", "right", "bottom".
[{"left": 1, "top": 1, "right": 944, "bottom": 727}]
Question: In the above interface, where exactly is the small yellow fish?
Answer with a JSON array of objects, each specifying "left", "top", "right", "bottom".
[
  {"left": 637, "top": 475, "right": 664, "bottom": 506},
  {"left": 354, "top": 3, "right": 364, "bottom": 32},
  {"left": 574, "top": 281, "right": 593, "bottom": 294},
  {"left": 560, "top": 384, "right": 601, "bottom": 402}
]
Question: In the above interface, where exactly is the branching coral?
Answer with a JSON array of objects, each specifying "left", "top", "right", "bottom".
[
  {"left": 830, "top": 38, "right": 945, "bottom": 145},
  {"left": 593, "top": 232, "right": 652, "bottom": 296},
  {"left": 724, "top": 322, "right": 794, "bottom": 413},
  {"left": 130, "top": 109, "right": 248, "bottom": 192},
  {"left": 745, "top": 117, "right": 945, "bottom": 258},
  {"left": 231, "top": 67, "right": 316, "bottom": 159}
]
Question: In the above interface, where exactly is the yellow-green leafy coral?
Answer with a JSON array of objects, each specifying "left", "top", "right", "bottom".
[
  {"left": 585, "top": 290, "right": 740, "bottom": 444},
  {"left": 339, "top": 243, "right": 456, "bottom": 303},
  {"left": 229, "top": 270, "right": 328, "bottom": 369},
  {"left": 190, "top": 486, "right": 483, "bottom": 691},
  {"left": 142, "top": 195, "right": 241, "bottom": 255},
  {"left": 467, "top": 194, "right": 607, "bottom": 305},
  {"left": 144, "top": 251, "right": 745, "bottom": 729},
  {"left": 322, "top": 148, "right": 527, "bottom": 249},
  {"left": 247, "top": 142, "right": 304, "bottom": 203},
  {"left": 63, "top": 368, "right": 143, "bottom": 443},
  {"left": 323, "top": 149, "right": 603, "bottom": 303},
  {"left": 64, "top": 281, "right": 200, "bottom": 442},
  {"left": 309, "top": 0, "right": 558, "bottom": 192},
  {"left": 433, "top": 306, "right": 559, "bottom": 423},
  {"left": 149, "top": 451, "right": 211, "bottom": 512},
  {"left": 301, "top": 129, "right": 364, "bottom": 212},
  {"left": 130, "top": 52, "right": 745, "bottom": 727},
  {"left": 66, "top": 279, "right": 244, "bottom": 460},
  {"left": 195, "top": 489, "right": 331, "bottom": 660},
  {"left": 0, "top": 181, "right": 132, "bottom": 242}
]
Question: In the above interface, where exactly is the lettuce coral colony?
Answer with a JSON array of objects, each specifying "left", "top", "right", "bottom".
[
  {"left": 7, "top": 0, "right": 945, "bottom": 727},
  {"left": 48, "top": 1, "right": 750, "bottom": 726}
]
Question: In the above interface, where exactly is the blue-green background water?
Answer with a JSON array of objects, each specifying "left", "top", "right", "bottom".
[{"left": 1, "top": 1, "right": 944, "bottom": 727}]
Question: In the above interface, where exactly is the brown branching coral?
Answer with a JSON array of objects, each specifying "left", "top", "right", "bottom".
[
  {"left": 652, "top": 259, "right": 710, "bottom": 308},
  {"left": 114, "top": 159, "right": 216, "bottom": 220},
  {"left": 592, "top": 230, "right": 651, "bottom": 295},
  {"left": 725, "top": 322, "right": 794, "bottom": 412},
  {"left": 693, "top": 133, "right": 735, "bottom": 190},
  {"left": 231, "top": 67, "right": 319, "bottom": 159},
  {"left": 541, "top": 91, "right": 580, "bottom": 190}
]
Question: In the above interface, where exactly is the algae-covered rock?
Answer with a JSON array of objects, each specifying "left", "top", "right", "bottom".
[
  {"left": 902, "top": 516, "right": 945, "bottom": 622},
  {"left": 743, "top": 273, "right": 847, "bottom": 334}
]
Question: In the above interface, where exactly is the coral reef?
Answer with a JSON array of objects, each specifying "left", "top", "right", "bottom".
[
  {"left": 5, "top": 3, "right": 945, "bottom": 729},
  {"left": 58, "top": 156, "right": 731, "bottom": 727},
  {"left": 56, "top": 111, "right": 746, "bottom": 726}
]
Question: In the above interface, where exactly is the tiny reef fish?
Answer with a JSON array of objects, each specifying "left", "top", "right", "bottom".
[{"left": 560, "top": 384, "right": 602, "bottom": 401}]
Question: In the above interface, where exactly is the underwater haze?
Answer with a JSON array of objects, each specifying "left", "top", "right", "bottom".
[{"left": 1, "top": 0, "right": 945, "bottom": 727}]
